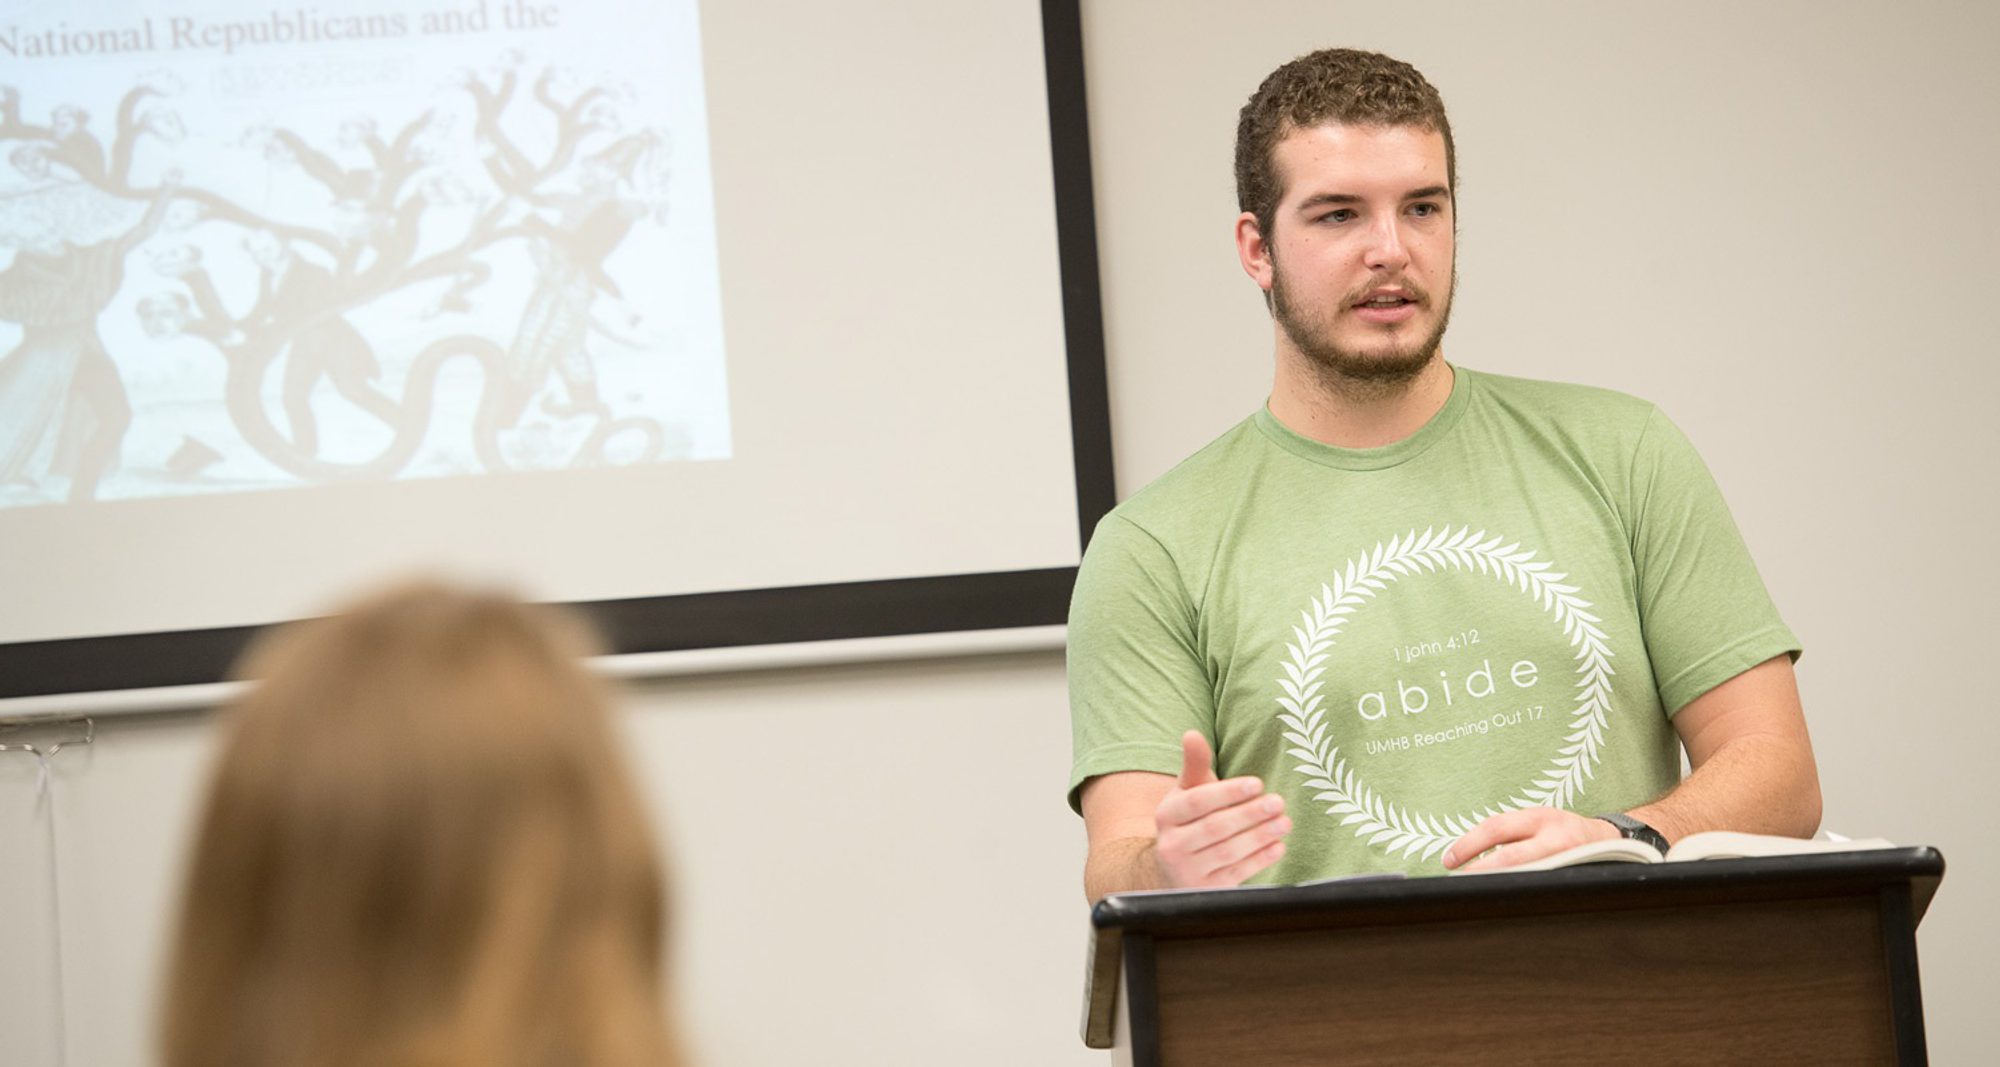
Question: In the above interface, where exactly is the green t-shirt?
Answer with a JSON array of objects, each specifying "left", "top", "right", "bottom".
[{"left": 1067, "top": 367, "right": 1799, "bottom": 881}]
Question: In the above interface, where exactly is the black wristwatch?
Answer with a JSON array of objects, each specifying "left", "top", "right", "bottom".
[{"left": 1596, "top": 812, "right": 1670, "bottom": 853}]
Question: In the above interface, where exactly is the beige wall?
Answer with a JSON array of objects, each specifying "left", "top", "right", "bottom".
[{"left": 4, "top": 2, "right": 1995, "bottom": 1063}]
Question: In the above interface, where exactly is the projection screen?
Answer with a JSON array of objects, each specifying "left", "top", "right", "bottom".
[{"left": 0, "top": 0, "right": 1113, "bottom": 700}]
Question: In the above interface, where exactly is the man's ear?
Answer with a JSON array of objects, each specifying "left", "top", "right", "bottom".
[{"left": 1235, "top": 211, "right": 1274, "bottom": 293}]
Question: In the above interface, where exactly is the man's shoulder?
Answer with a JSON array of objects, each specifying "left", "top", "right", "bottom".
[
  {"left": 1102, "top": 413, "right": 1269, "bottom": 536},
  {"left": 1463, "top": 368, "right": 1672, "bottom": 463},
  {"left": 1465, "top": 367, "right": 1660, "bottom": 426}
]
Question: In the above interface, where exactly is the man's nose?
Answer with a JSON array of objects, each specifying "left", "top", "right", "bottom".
[{"left": 1362, "top": 217, "right": 1411, "bottom": 272}]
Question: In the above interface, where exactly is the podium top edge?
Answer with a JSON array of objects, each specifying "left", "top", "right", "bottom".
[{"left": 1090, "top": 846, "right": 1946, "bottom": 932}]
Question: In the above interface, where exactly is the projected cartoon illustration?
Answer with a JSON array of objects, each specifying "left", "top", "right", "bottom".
[
  {"left": 0, "top": 2, "right": 728, "bottom": 508},
  {"left": 0, "top": 128, "right": 176, "bottom": 501}
]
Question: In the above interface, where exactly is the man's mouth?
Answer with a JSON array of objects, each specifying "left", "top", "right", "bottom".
[
  {"left": 1350, "top": 288, "right": 1422, "bottom": 323},
  {"left": 1353, "top": 289, "right": 1419, "bottom": 309}
]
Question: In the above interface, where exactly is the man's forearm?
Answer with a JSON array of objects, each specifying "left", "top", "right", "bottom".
[
  {"left": 1630, "top": 731, "right": 1821, "bottom": 844},
  {"left": 1085, "top": 836, "right": 1165, "bottom": 902},
  {"left": 1081, "top": 749, "right": 1294, "bottom": 900}
]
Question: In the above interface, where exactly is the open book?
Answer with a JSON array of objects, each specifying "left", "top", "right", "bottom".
[{"left": 1466, "top": 831, "right": 1898, "bottom": 874}]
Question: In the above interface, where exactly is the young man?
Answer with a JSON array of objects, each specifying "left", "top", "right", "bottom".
[{"left": 1068, "top": 49, "right": 1820, "bottom": 899}]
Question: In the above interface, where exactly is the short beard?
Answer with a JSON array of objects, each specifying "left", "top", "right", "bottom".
[{"left": 1271, "top": 260, "right": 1456, "bottom": 396}]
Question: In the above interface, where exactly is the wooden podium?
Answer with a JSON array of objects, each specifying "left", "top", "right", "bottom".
[{"left": 1082, "top": 848, "right": 1944, "bottom": 1065}]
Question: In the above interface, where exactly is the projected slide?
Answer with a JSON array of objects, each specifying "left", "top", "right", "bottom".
[
  {"left": 0, "top": 0, "right": 1097, "bottom": 697},
  {"left": 0, "top": 0, "right": 729, "bottom": 509}
]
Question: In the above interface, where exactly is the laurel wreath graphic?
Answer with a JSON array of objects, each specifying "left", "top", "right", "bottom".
[{"left": 1276, "top": 526, "right": 1616, "bottom": 859}]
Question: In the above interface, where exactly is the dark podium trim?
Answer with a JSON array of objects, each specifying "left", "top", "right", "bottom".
[{"left": 1879, "top": 883, "right": 1929, "bottom": 1064}]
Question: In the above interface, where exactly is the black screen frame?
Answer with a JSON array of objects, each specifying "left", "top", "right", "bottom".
[{"left": 0, "top": 0, "right": 1114, "bottom": 701}]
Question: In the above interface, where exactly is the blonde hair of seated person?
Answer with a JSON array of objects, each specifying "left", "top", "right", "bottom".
[{"left": 162, "top": 581, "right": 683, "bottom": 1067}]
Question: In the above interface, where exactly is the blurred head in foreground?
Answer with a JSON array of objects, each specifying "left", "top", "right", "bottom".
[{"left": 163, "top": 581, "right": 680, "bottom": 1067}]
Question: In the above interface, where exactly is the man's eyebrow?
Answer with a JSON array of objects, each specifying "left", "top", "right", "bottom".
[
  {"left": 1295, "top": 193, "right": 1362, "bottom": 211},
  {"left": 1293, "top": 187, "right": 1453, "bottom": 212}
]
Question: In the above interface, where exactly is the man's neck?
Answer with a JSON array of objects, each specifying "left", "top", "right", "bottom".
[{"left": 1267, "top": 351, "right": 1455, "bottom": 449}]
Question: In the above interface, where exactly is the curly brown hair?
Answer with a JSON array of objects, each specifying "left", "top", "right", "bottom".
[{"left": 1235, "top": 48, "right": 1455, "bottom": 242}]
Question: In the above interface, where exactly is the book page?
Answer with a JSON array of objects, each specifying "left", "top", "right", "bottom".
[
  {"left": 1664, "top": 831, "right": 1899, "bottom": 862},
  {"left": 1453, "top": 837, "right": 1661, "bottom": 874}
]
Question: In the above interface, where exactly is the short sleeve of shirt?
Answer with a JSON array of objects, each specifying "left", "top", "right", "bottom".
[
  {"left": 1627, "top": 408, "right": 1802, "bottom": 713},
  {"left": 1066, "top": 513, "right": 1214, "bottom": 811}
]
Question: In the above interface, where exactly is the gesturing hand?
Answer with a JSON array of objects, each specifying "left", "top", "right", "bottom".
[{"left": 1150, "top": 731, "right": 1291, "bottom": 888}]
